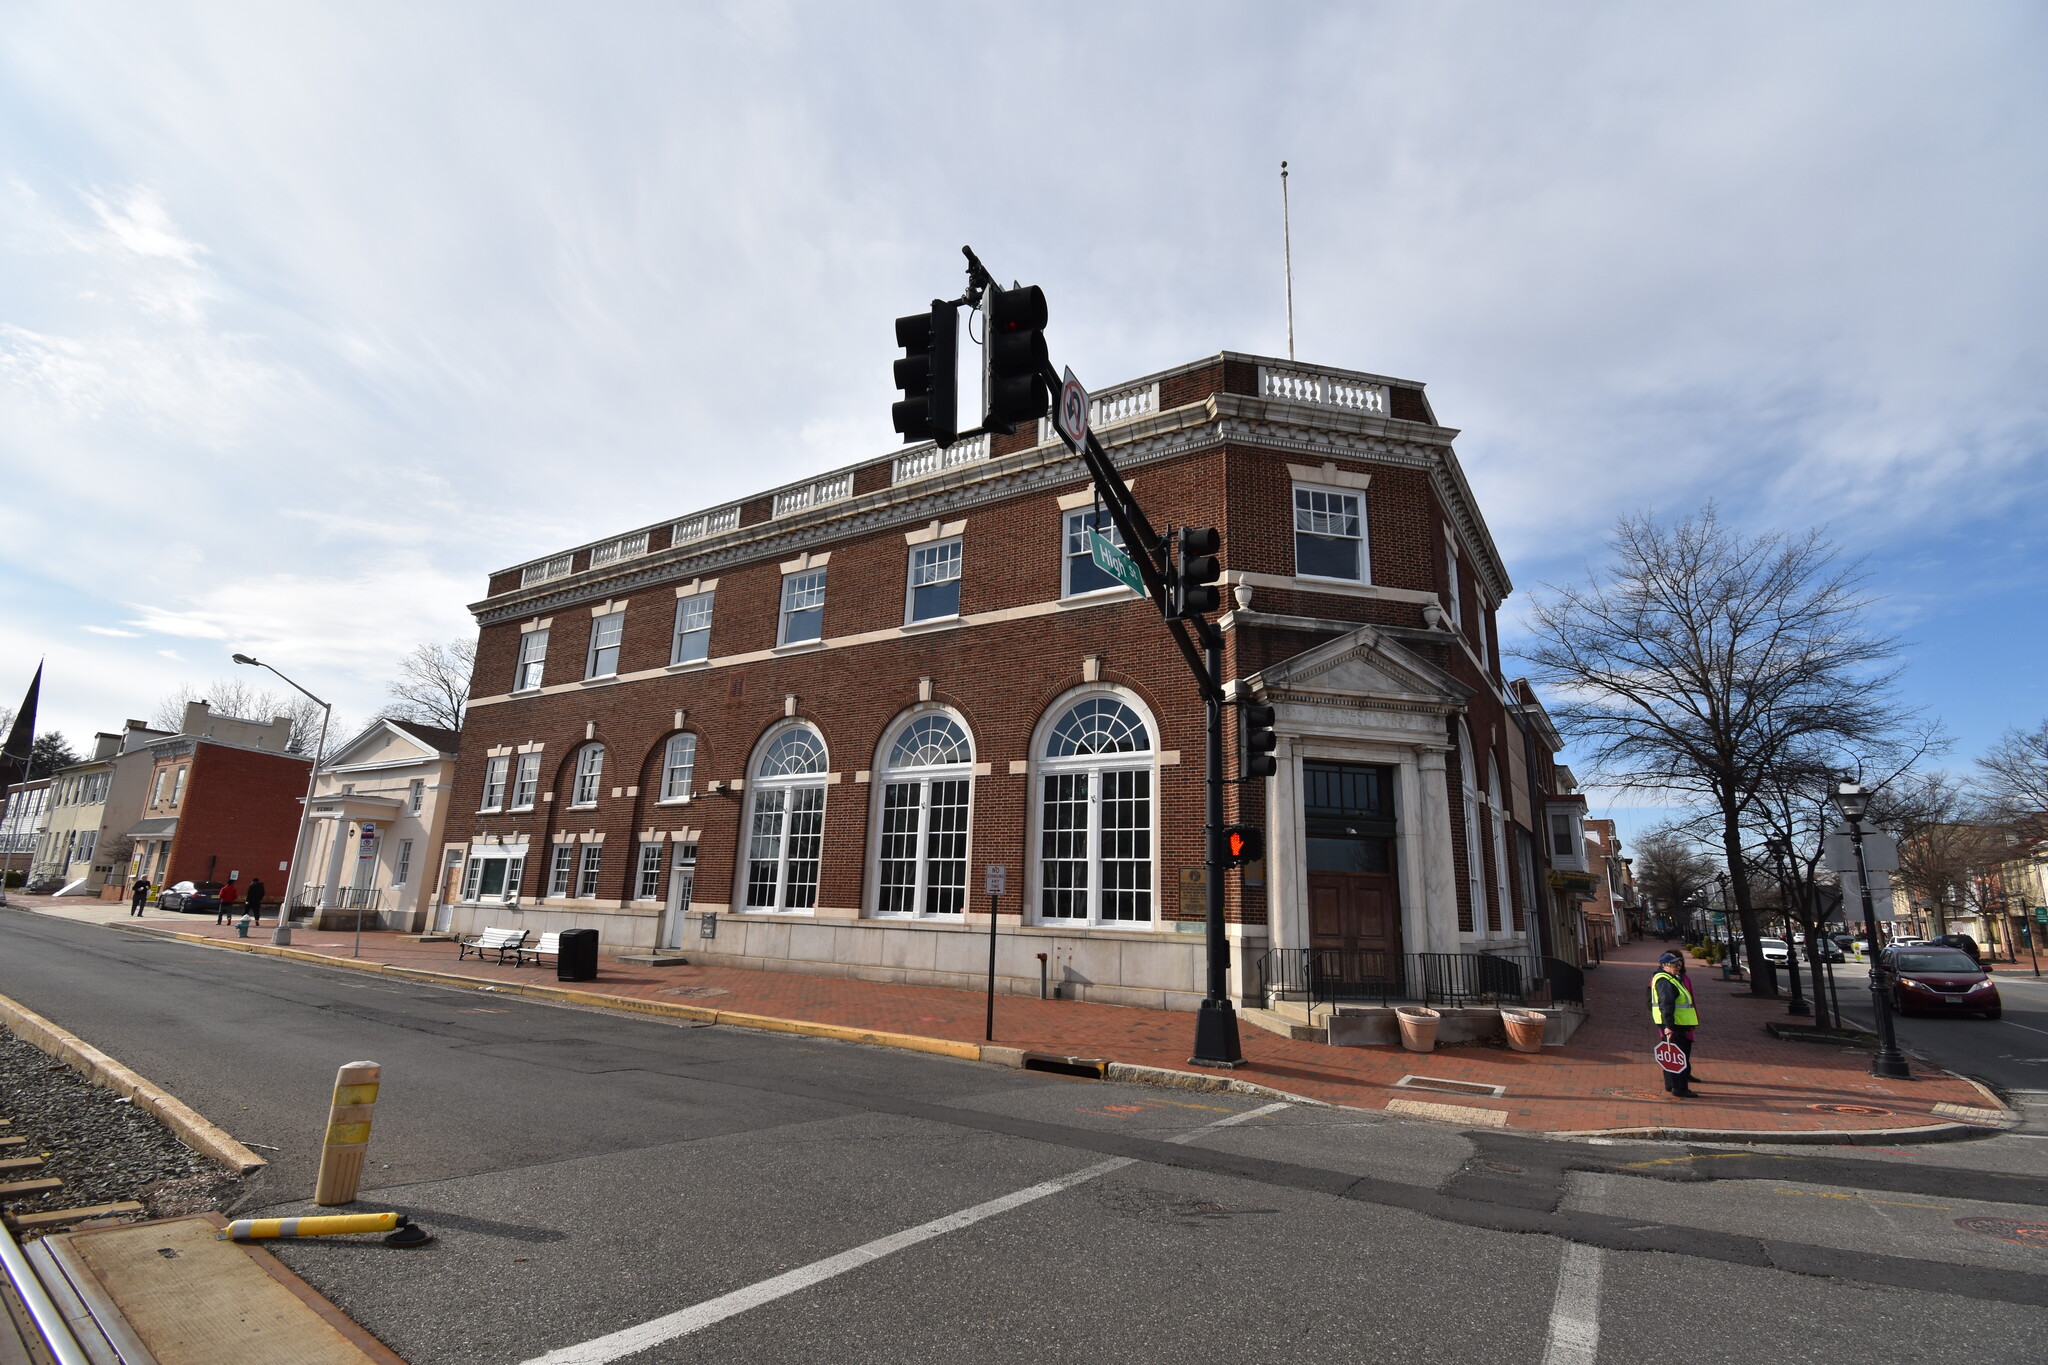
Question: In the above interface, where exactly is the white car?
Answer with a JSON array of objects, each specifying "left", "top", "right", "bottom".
[{"left": 1758, "top": 937, "right": 1791, "bottom": 964}]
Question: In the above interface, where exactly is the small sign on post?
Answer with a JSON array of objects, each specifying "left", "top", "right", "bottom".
[
  {"left": 1054, "top": 367, "right": 1089, "bottom": 450},
  {"left": 984, "top": 866, "right": 1007, "bottom": 1041},
  {"left": 1087, "top": 528, "right": 1148, "bottom": 597},
  {"left": 985, "top": 864, "right": 1008, "bottom": 897}
]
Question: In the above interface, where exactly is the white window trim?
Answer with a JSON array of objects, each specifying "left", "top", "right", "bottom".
[
  {"left": 739, "top": 722, "right": 829, "bottom": 915},
  {"left": 1291, "top": 481, "right": 1371, "bottom": 586},
  {"left": 658, "top": 732, "right": 697, "bottom": 805},
  {"left": 585, "top": 609, "right": 626, "bottom": 680},
  {"left": 479, "top": 755, "right": 510, "bottom": 813},
  {"left": 570, "top": 744, "right": 605, "bottom": 808},
  {"left": 903, "top": 537, "right": 964, "bottom": 627},
  {"left": 778, "top": 568, "right": 828, "bottom": 647},
  {"left": 671, "top": 591, "right": 716, "bottom": 666},
  {"left": 510, "top": 752, "right": 541, "bottom": 811},
  {"left": 515, "top": 629, "right": 549, "bottom": 692},
  {"left": 868, "top": 709, "right": 975, "bottom": 920},
  {"left": 1026, "top": 687, "right": 1161, "bottom": 931},
  {"left": 1061, "top": 509, "right": 1138, "bottom": 601},
  {"left": 635, "top": 842, "right": 665, "bottom": 902}
]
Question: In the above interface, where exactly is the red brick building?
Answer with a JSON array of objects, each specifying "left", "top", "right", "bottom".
[
  {"left": 126, "top": 703, "right": 310, "bottom": 896},
  {"left": 446, "top": 353, "right": 1554, "bottom": 1011}
]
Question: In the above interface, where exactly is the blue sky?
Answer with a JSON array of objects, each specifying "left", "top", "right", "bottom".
[{"left": 1, "top": 3, "right": 2042, "bottom": 831}]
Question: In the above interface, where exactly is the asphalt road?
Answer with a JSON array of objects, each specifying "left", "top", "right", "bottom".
[
  {"left": 1827, "top": 962, "right": 2048, "bottom": 1095},
  {"left": 4, "top": 907, "right": 2048, "bottom": 1365}
]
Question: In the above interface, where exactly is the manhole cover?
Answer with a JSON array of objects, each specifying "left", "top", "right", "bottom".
[
  {"left": 658, "top": 986, "right": 729, "bottom": 999},
  {"left": 1955, "top": 1217, "right": 2048, "bottom": 1246},
  {"left": 1809, "top": 1104, "right": 1893, "bottom": 1116}
]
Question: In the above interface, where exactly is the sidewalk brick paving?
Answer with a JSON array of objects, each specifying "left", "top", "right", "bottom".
[{"left": 7, "top": 898, "right": 2003, "bottom": 1136}]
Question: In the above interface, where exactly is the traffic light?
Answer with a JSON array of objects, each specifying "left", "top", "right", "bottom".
[
  {"left": 1223, "top": 825, "right": 1265, "bottom": 867},
  {"left": 981, "top": 283, "right": 1048, "bottom": 432},
  {"left": 1172, "top": 525, "right": 1221, "bottom": 617},
  {"left": 1241, "top": 702, "right": 1277, "bottom": 778},
  {"left": 892, "top": 302, "right": 959, "bottom": 446}
]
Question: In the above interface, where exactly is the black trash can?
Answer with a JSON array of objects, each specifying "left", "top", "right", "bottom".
[{"left": 557, "top": 928, "right": 599, "bottom": 982}]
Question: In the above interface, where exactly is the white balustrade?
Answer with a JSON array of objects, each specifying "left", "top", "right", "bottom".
[
  {"left": 588, "top": 530, "right": 649, "bottom": 567},
  {"left": 1259, "top": 366, "right": 1388, "bottom": 415},
  {"left": 891, "top": 433, "right": 990, "bottom": 484},
  {"left": 520, "top": 553, "right": 573, "bottom": 588},
  {"left": 773, "top": 472, "right": 854, "bottom": 517},
  {"left": 1037, "top": 382, "right": 1160, "bottom": 446},
  {"left": 673, "top": 506, "right": 740, "bottom": 544}
]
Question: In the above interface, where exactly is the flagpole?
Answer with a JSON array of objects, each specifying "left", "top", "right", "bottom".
[{"left": 1281, "top": 160, "right": 1296, "bottom": 361}]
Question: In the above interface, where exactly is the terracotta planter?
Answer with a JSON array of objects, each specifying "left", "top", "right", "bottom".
[
  {"left": 1395, "top": 1005, "right": 1441, "bottom": 1052},
  {"left": 1501, "top": 1008, "right": 1547, "bottom": 1053}
]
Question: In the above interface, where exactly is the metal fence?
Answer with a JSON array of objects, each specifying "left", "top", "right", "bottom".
[{"left": 1255, "top": 950, "right": 1585, "bottom": 1015}]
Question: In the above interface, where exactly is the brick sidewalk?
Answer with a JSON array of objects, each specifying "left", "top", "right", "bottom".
[{"left": 33, "top": 903, "right": 2006, "bottom": 1137}]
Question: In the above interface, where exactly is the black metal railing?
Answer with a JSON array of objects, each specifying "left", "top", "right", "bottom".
[{"left": 1256, "top": 950, "right": 1586, "bottom": 1016}]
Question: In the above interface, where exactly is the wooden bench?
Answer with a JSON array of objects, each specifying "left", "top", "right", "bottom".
[
  {"left": 514, "top": 932, "right": 562, "bottom": 968},
  {"left": 457, "top": 927, "right": 528, "bottom": 965}
]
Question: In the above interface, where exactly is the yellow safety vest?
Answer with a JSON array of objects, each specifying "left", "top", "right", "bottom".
[{"left": 1650, "top": 972, "right": 1699, "bottom": 1026}]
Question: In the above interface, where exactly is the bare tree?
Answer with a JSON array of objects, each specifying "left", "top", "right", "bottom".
[
  {"left": 1520, "top": 505, "right": 1909, "bottom": 991},
  {"left": 152, "top": 681, "right": 342, "bottom": 759},
  {"left": 1977, "top": 720, "right": 2048, "bottom": 837},
  {"left": 1631, "top": 824, "right": 1718, "bottom": 935},
  {"left": 379, "top": 639, "right": 475, "bottom": 733},
  {"left": 1879, "top": 772, "right": 2004, "bottom": 939}
]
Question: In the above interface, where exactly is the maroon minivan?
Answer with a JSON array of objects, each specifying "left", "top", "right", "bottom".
[{"left": 1885, "top": 947, "right": 2002, "bottom": 1019}]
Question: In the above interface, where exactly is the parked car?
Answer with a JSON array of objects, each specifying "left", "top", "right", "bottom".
[
  {"left": 1930, "top": 933, "right": 1983, "bottom": 964},
  {"left": 1882, "top": 946, "right": 2001, "bottom": 1018},
  {"left": 1806, "top": 936, "right": 1845, "bottom": 963},
  {"left": 157, "top": 880, "right": 222, "bottom": 913},
  {"left": 1758, "top": 937, "right": 1792, "bottom": 964}
]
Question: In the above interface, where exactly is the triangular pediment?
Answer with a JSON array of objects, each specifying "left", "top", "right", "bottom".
[
  {"left": 1249, "top": 625, "right": 1466, "bottom": 707},
  {"left": 324, "top": 720, "right": 437, "bottom": 770}
]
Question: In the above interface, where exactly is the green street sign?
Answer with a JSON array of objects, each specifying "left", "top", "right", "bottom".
[
  {"left": 1088, "top": 527, "right": 1147, "bottom": 597},
  {"left": 2034, "top": 906, "right": 2047, "bottom": 924}
]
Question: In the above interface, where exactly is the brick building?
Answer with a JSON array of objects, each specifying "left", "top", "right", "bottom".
[
  {"left": 446, "top": 353, "right": 1554, "bottom": 1011},
  {"left": 126, "top": 702, "right": 310, "bottom": 895}
]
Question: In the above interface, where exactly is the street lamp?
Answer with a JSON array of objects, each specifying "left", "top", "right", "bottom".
[
  {"left": 1715, "top": 871, "right": 1738, "bottom": 980},
  {"left": 233, "top": 653, "right": 330, "bottom": 947},
  {"left": 1833, "top": 782, "right": 1912, "bottom": 1080}
]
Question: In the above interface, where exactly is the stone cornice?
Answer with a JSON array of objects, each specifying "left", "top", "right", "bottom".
[{"left": 471, "top": 389, "right": 1507, "bottom": 627}]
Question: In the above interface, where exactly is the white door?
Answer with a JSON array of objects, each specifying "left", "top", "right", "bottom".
[{"left": 659, "top": 859, "right": 695, "bottom": 950}]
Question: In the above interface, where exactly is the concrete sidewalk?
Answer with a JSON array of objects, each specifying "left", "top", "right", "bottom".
[{"left": 10, "top": 897, "right": 2009, "bottom": 1138}]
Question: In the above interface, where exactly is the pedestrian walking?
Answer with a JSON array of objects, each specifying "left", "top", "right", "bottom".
[
  {"left": 1651, "top": 950, "right": 1699, "bottom": 1098},
  {"left": 215, "top": 879, "right": 239, "bottom": 925},
  {"left": 129, "top": 875, "right": 151, "bottom": 916},
  {"left": 244, "top": 877, "right": 267, "bottom": 925}
]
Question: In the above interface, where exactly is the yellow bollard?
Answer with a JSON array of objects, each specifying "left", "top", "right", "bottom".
[
  {"left": 314, "top": 1060, "right": 382, "bottom": 1206},
  {"left": 224, "top": 1212, "right": 401, "bottom": 1241}
]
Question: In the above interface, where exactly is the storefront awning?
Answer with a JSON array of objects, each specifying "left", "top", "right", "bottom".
[{"left": 127, "top": 816, "right": 178, "bottom": 839}]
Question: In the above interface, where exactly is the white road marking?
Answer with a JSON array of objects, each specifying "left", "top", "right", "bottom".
[
  {"left": 1540, "top": 1240, "right": 1605, "bottom": 1365},
  {"left": 519, "top": 1101, "right": 1290, "bottom": 1365}
]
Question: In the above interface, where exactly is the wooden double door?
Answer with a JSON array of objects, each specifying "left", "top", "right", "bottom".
[{"left": 1302, "top": 761, "right": 1403, "bottom": 976}]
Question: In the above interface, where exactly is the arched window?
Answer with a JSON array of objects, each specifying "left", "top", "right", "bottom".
[
  {"left": 875, "top": 713, "right": 973, "bottom": 918},
  {"left": 1456, "top": 723, "right": 1488, "bottom": 933},
  {"left": 744, "top": 724, "right": 827, "bottom": 911},
  {"left": 571, "top": 743, "right": 605, "bottom": 807},
  {"left": 659, "top": 733, "right": 697, "bottom": 803},
  {"left": 1488, "top": 757, "right": 1513, "bottom": 934},
  {"left": 1037, "top": 694, "right": 1154, "bottom": 925}
]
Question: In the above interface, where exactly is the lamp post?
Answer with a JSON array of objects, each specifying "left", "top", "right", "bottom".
[
  {"left": 233, "top": 653, "right": 330, "bottom": 947},
  {"left": 1834, "top": 782, "right": 1912, "bottom": 1080},
  {"left": 1715, "top": 871, "right": 1737, "bottom": 979},
  {"left": 1765, "top": 836, "right": 1812, "bottom": 1018}
]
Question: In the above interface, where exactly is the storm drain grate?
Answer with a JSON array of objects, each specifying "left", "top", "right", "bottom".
[
  {"left": 1022, "top": 1053, "right": 1107, "bottom": 1079},
  {"left": 1395, "top": 1075, "right": 1507, "bottom": 1098}
]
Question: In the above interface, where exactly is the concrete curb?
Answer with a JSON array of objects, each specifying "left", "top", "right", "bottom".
[
  {"left": 0, "top": 990, "right": 267, "bottom": 1175},
  {"left": 120, "top": 926, "right": 2005, "bottom": 1144}
]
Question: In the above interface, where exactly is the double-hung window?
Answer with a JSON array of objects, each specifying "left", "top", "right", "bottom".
[
  {"left": 1037, "top": 696, "right": 1155, "bottom": 925},
  {"left": 408, "top": 779, "right": 425, "bottom": 814},
  {"left": 481, "top": 756, "right": 509, "bottom": 811},
  {"left": 672, "top": 592, "right": 714, "bottom": 664},
  {"left": 548, "top": 845, "right": 575, "bottom": 897},
  {"left": 744, "top": 726, "right": 828, "bottom": 911},
  {"left": 395, "top": 839, "right": 414, "bottom": 888},
  {"left": 779, "top": 569, "right": 826, "bottom": 645},
  {"left": 515, "top": 629, "right": 548, "bottom": 690},
  {"left": 660, "top": 733, "right": 696, "bottom": 802},
  {"left": 577, "top": 844, "right": 603, "bottom": 899},
  {"left": 1294, "top": 484, "right": 1366, "bottom": 581},
  {"left": 571, "top": 745, "right": 604, "bottom": 807},
  {"left": 586, "top": 610, "right": 625, "bottom": 679},
  {"left": 1063, "top": 510, "right": 1129, "bottom": 597},
  {"left": 510, "top": 753, "right": 540, "bottom": 809},
  {"left": 907, "top": 540, "right": 962, "bottom": 623},
  {"left": 876, "top": 714, "right": 972, "bottom": 917},
  {"left": 636, "top": 843, "right": 664, "bottom": 901}
]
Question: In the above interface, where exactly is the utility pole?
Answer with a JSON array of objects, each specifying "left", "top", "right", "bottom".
[{"left": 1834, "top": 783, "right": 1912, "bottom": 1080}]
